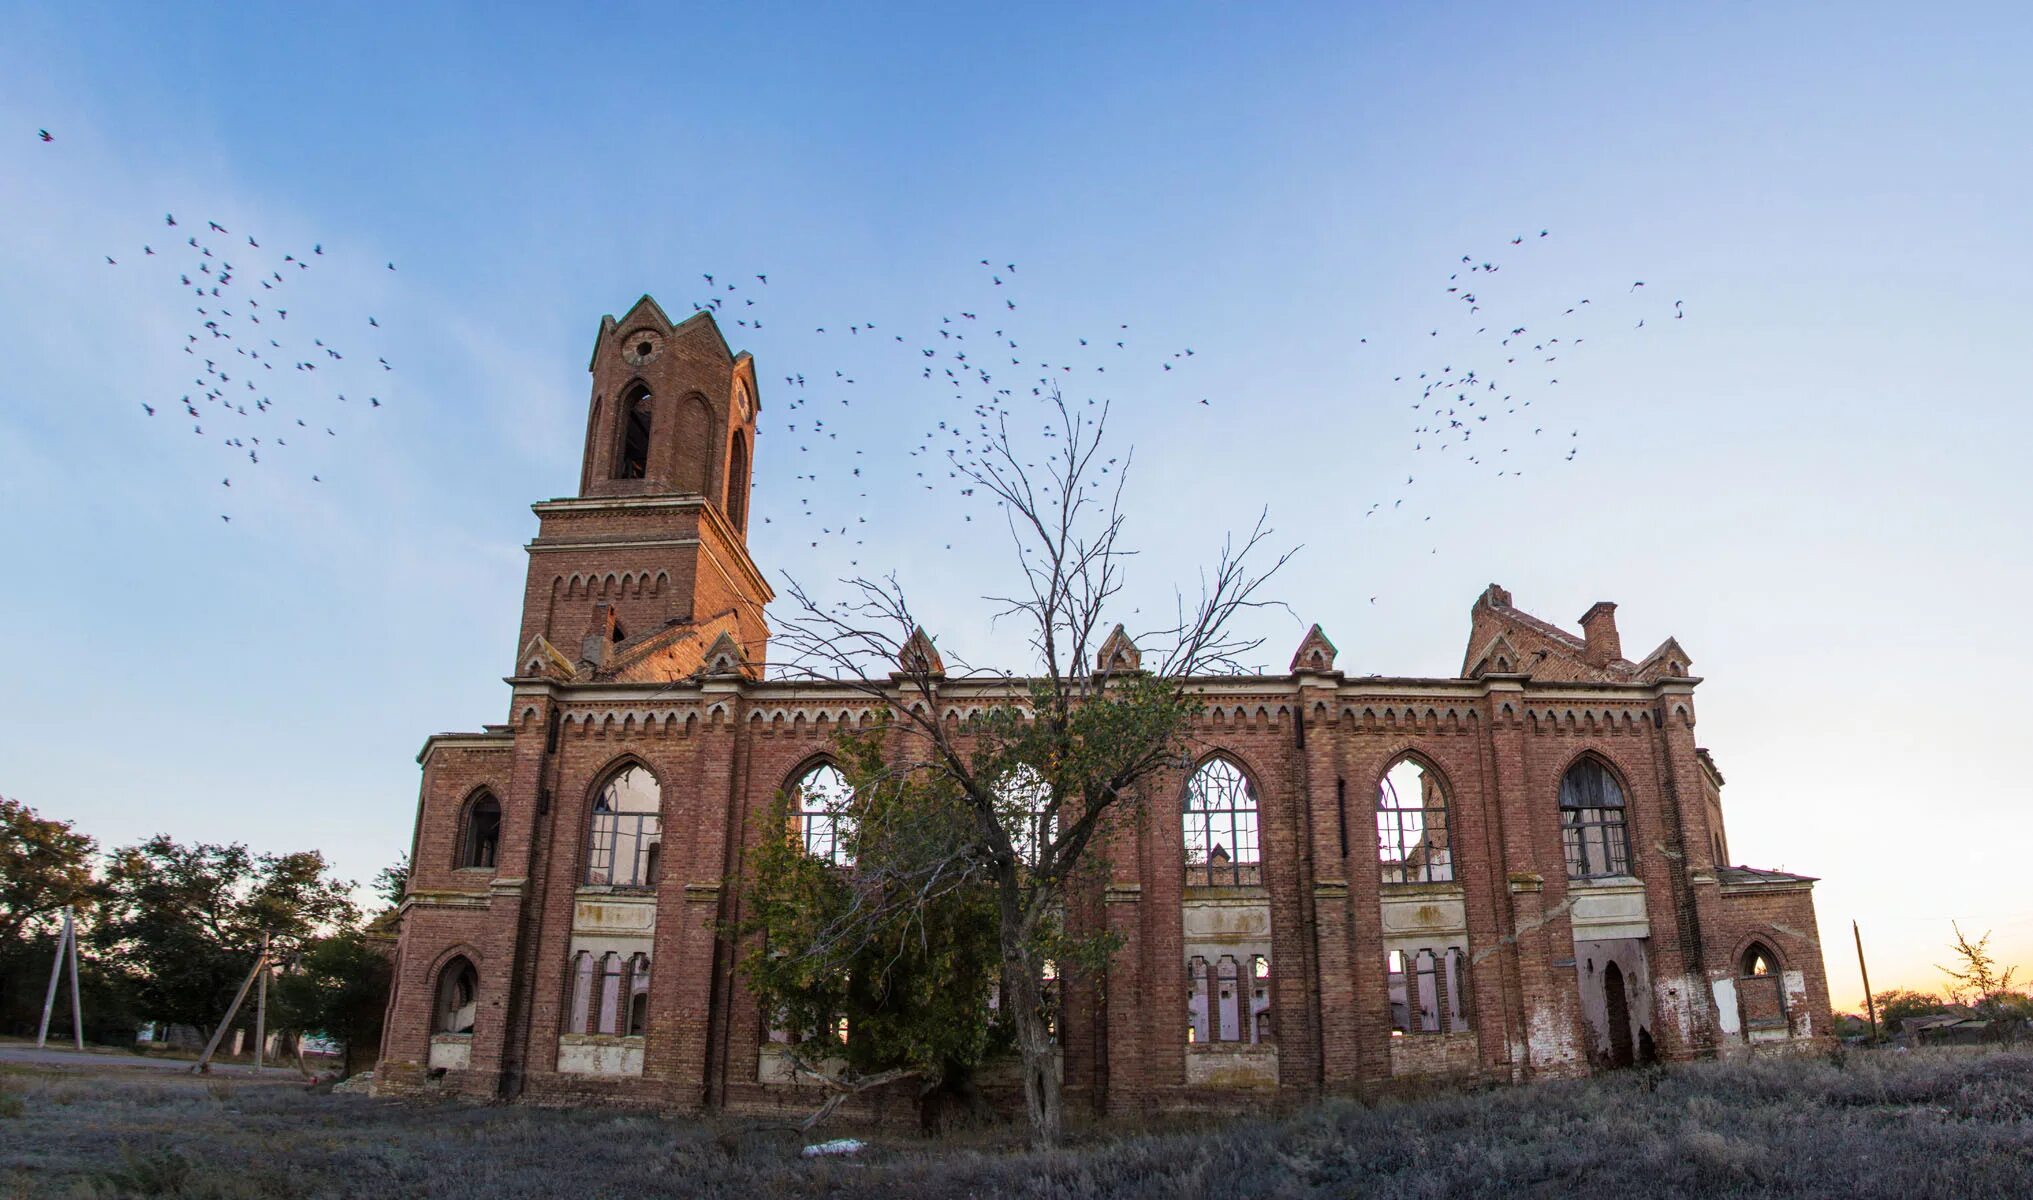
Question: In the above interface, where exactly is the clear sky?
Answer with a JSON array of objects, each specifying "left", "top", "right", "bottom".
[{"left": 4, "top": 2, "right": 2029, "bottom": 1012}]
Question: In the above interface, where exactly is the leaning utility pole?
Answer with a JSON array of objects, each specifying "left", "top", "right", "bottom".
[
  {"left": 1854, "top": 920, "right": 1880, "bottom": 1042},
  {"left": 192, "top": 933, "right": 273, "bottom": 1074},
  {"left": 35, "top": 906, "right": 85, "bottom": 1051}
]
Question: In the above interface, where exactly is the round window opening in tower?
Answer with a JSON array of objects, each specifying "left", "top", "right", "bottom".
[{"left": 636, "top": 341, "right": 652, "bottom": 358}]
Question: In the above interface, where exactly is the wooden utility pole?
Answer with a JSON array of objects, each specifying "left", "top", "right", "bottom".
[
  {"left": 192, "top": 936, "right": 273, "bottom": 1074},
  {"left": 1854, "top": 920, "right": 1880, "bottom": 1042},
  {"left": 253, "top": 931, "right": 270, "bottom": 1072},
  {"left": 36, "top": 907, "right": 84, "bottom": 1051}
]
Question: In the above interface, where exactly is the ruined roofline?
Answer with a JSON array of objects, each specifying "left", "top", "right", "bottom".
[{"left": 495, "top": 669, "right": 1700, "bottom": 705}]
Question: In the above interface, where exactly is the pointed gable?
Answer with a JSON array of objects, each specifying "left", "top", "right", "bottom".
[
  {"left": 1465, "top": 632, "right": 1522, "bottom": 679},
  {"left": 1289, "top": 624, "right": 1338, "bottom": 674},
  {"left": 897, "top": 626, "right": 945, "bottom": 677},
  {"left": 591, "top": 295, "right": 737, "bottom": 369},
  {"left": 700, "top": 630, "right": 746, "bottom": 676},
  {"left": 517, "top": 635, "right": 578, "bottom": 682},
  {"left": 1097, "top": 624, "right": 1142, "bottom": 673},
  {"left": 1636, "top": 637, "right": 1694, "bottom": 681}
]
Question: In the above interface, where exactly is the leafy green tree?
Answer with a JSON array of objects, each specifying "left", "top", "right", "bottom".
[
  {"left": 740, "top": 729, "right": 1011, "bottom": 1129},
  {"left": 271, "top": 930, "right": 392, "bottom": 1076},
  {"left": 0, "top": 797, "right": 98, "bottom": 947},
  {"left": 1872, "top": 987, "right": 1945, "bottom": 1031},
  {"left": 372, "top": 855, "right": 410, "bottom": 910},
  {"left": 768, "top": 391, "right": 1290, "bottom": 1146},
  {"left": 92, "top": 837, "right": 358, "bottom": 1034}
]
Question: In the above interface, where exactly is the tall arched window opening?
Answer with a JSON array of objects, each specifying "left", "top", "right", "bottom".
[
  {"left": 998, "top": 764, "right": 1056, "bottom": 869},
  {"left": 1559, "top": 757, "right": 1630, "bottom": 878},
  {"left": 794, "top": 763, "right": 856, "bottom": 866},
  {"left": 1377, "top": 758, "right": 1451, "bottom": 884},
  {"left": 726, "top": 434, "right": 750, "bottom": 531},
  {"left": 434, "top": 957, "right": 479, "bottom": 1035},
  {"left": 1183, "top": 757, "right": 1260, "bottom": 886},
  {"left": 617, "top": 385, "right": 652, "bottom": 479},
  {"left": 568, "top": 951, "right": 595, "bottom": 1034},
  {"left": 1738, "top": 941, "right": 1787, "bottom": 1035},
  {"left": 627, "top": 954, "right": 652, "bottom": 1035},
  {"left": 459, "top": 792, "right": 501, "bottom": 870},
  {"left": 586, "top": 765, "right": 662, "bottom": 887}
]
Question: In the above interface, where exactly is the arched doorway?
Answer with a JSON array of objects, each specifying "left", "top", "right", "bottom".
[{"left": 1602, "top": 962, "right": 1634, "bottom": 1068}]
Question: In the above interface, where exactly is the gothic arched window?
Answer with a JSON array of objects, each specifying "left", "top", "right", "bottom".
[
  {"left": 617, "top": 385, "right": 652, "bottom": 479},
  {"left": 459, "top": 792, "right": 501, "bottom": 870},
  {"left": 794, "top": 763, "right": 855, "bottom": 866},
  {"left": 434, "top": 956, "right": 478, "bottom": 1035},
  {"left": 1377, "top": 757, "right": 1452, "bottom": 885},
  {"left": 1738, "top": 940, "right": 1788, "bottom": 1033},
  {"left": 1743, "top": 944, "right": 1777, "bottom": 977},
  {"left": 1559, "top": 756, "right": 1630, "bottom": 878},
  {"left": 726, "top": 434, "right": 750, "bottom": 532},
  {"left": 586, "top": 764, "right": 661, "bottom": 887},
  {"left": 1183, "top": 756, "right": 1260, "bottom": 886}
]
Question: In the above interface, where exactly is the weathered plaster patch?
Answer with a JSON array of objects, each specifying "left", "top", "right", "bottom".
[{"left": 1711, "top": 978, "right": 1740, "bottom": 1036}]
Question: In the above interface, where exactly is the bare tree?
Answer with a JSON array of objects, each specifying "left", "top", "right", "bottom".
[
  {"left": 1939, "top": 921, "right": 2019, "bottom": 1008},
  {"left": 763, "top": 388, "right": 1293, "bottom": 1146}
]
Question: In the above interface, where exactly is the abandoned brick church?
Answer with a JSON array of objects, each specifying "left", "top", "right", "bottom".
[{"left": 375, "top": 297, "right": 1833, "bottom": 1111}]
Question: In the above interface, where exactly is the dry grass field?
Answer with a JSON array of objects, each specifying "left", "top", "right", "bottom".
[{"left": 4, "top": 1047, "right": 2032, "bottom": 1198}]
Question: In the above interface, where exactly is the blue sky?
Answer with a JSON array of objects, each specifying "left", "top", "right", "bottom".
[{"left": 4, "top": 2, "right": 2030, "bottom": 1008}]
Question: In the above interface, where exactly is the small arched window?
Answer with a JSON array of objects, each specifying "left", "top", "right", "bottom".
[
  {"left": 586, "top": 765, "right": 661, "bottom": 887},
  {"left": 1742, "top": 943, "right": 1778, "bottom": 978},
  {"left": 794, "top": 764, "right": 855, "bottom": 866},
  {"left": 1738, "top": 940, "right": 1788, "bottom": 1033},
  {"left": 617, "top": 385, "right": 652, "bottom": 479},
  {"left": 459, "top": 792, "right": 501, "bottom": 870},
  {"left": 1559, "top": 757, "right": 1630, "bottom": 878},
  {"left": 726, "top": 434, "right": 750, "bottom": 532},
  {"left": 1377, "top": 757, "right": 1452, "bottom": 885},
  {"left": 434, "top": 956, "right": 478, "bottom": 1035},
  {"left": 1183, "top": 757, "right": 1260, "bottom": 886}
]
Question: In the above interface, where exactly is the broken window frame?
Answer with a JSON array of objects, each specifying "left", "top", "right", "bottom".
[
  {"left": 1376, "top": 757, "right": 1454, "bottom": 885},
  {"left": 793, "top": 763, "right": 856, "bottom": 867},
  {"left": 584, "top": 764, "right": 662, "bottom": 888},
  {"left": 1559, "top": 757, "right": 1631, "bottom": 879},
  {"left": 1182, "top": 756, "right": 1262, "bottom": 887},
  {"left": 998, "top": 763, "right": 1058, "bottom": 869}
]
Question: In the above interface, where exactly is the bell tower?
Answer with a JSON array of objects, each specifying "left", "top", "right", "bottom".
[{"left": 514, "top": 298, "right": 771, "bottom": 682}]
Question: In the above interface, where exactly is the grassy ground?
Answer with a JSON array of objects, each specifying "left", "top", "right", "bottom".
[{"left": 4, "top": 1047, "right": 2032, "bottom": 1198}]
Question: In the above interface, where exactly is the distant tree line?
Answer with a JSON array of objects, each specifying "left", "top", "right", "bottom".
[{"left": 0, "top": 795, "right": 401, "bottom": 1075}]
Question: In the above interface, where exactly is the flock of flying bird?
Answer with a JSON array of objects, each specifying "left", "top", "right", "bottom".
[
  {"left": 41, "top": 126, "right": 399, "bottom": 526},
  {"left": 116, "top": 212, "right": 396, "bottom": 524},
  {"left": 1359, "top": 229, "right": 1687, "bottom": 546},
  {"left": 672, "top": 232, "right": 1681, "bottom": 574},
  {"left": 43, "top": 122, "right": 1678, "bottom": 548},
  {"left": 668, "top": 258, "right": 1210, "bottom": 566}
]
